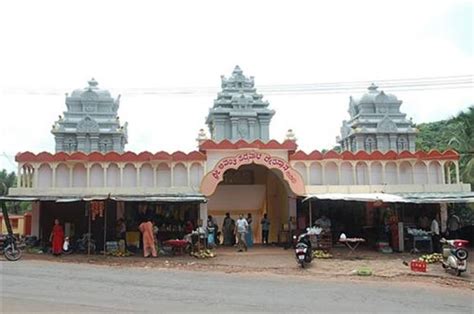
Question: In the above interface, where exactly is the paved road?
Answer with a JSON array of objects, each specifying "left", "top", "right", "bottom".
[{"left": 1, "top": 260, "right": 473, "bottom": 313}]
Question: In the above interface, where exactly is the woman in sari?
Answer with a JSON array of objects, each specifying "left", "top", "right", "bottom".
[
  {"left": 50, "top": 219, "right": 64, "bottom": 256},
  {"left": 139, "top": 219, "right": 157, "bottom": 258},
  {"left": 245, "top": 213, "right": 253, "bottom": 248}
]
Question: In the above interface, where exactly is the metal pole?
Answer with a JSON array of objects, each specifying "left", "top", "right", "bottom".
[
  {"left": 309, "top": 200, "right": 312, "bottom": 227},
  {"left": 87, "top": 202, "right": 91, "bottom": 256},
  {"left": 103, "top": 200, "right": 107, "bottom": 257}
]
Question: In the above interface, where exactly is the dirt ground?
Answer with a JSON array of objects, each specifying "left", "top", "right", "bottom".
[{"left": 19, "top": 244, "right": 473, "bottom": 290}]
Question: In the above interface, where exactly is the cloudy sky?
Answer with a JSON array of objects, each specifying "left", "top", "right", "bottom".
[{"left": 0, "top": 0, "right": 472, "bottom": 172}]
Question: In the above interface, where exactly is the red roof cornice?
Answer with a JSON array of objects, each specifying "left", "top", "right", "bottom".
[
  {"left": 15, "top": 151, "right": 206, "bottom": 163},
  {"left": 289, "top": 149, "right": 459, "bottom": 161},
  {"left": 198, "top": 139, "right": 298, "bottom": 151}
]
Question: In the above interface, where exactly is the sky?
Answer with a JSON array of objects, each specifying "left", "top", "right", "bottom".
[{"left": 0, "top": 0, "right": 472, "bottom": 172}]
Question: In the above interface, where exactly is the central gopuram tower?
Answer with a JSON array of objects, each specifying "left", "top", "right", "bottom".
[{"left": 206, "top": 66, "right": 275, "bottom": 142}]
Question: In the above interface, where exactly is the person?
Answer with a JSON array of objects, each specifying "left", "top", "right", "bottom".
[
  {"left": 447, "top": 210, "right": 461, "bottom": 239},
  {"left": 116, "top": 218, "right": 126, "bottom": 240},
  {"left": 207, "top": 215, "right": 216, "bottom": 247},
  {"left": 50, "top": 218, "right": 64, "bottom": 256},
  {"left": 236, "top": 214, "right": 248, "bottom": 252},
  {"left": 222, "top": 213, "right": 235, "bottom": 246},
  {"left": 260, "top": 213, "right": 270, "bottom": 245},
  {"left": 315, "top": 214, "right": 331, "bottom": 232},
  {"left": 431, "top": 215, "right": 440, "bottom": 253},
  {"left": 245, "top": 213, "right": 253, "bottom": 248},
  {"left": 138, "top": 218, "right": 157, "bottom": 258},
  {"left": 184, "top": 220, "right": 194, "bottom": 234},
  {"left": 417, "top": 214, "right": 430, "bottom": 231}
]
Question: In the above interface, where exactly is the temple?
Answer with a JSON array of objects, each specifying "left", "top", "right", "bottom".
[
  {"left": 337, "top": 84, "right": 417, "bottom": 152},
  {"left": 206, "top": 66, "right": 275, "bottom": 142},
  {"left": 6, "top": 67, "right": 472, "bottom": 253},
  {"left": 51, "top": 78, "right": 128, "bottom": 153}
]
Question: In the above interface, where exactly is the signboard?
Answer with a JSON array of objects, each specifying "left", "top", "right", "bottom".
[{"left": 201, "top": 151, "right": 305, "bottom": 196}]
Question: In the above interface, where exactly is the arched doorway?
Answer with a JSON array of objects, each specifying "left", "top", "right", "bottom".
[
  {"left": 206, "top": 164, "right": 294, "bottom": 244},
  {"left": 201, "top": 151, "right": 305, "bottom": 244}
]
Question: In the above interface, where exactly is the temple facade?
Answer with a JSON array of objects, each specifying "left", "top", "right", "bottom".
[
  {"left": 337, "top": 84, "right": 417, "bottom": 153},
  {"left": 51, "top": 79, "right": 128, "bottom": 153},
  {"left": 206, "top": 66, "right": 275, "bottom": 142},
  {"left": 7, "top": 68, "right": 472, "bottom": 248}
]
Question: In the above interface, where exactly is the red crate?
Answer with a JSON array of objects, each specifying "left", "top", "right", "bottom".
[{"left": 410, "top": 260, "right": 427, "bottom": 272}]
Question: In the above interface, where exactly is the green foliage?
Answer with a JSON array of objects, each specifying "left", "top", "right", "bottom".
[
  {"left": 415, "top": 106, "right": 474, "bottom": 189},
  {"left": 0, "top": 169, "right": 31, "bottom": 214}
]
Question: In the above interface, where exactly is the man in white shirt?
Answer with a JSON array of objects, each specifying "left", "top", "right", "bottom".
[
  {"left": 236, "top": 214, "right": 249, "bottom": 252},
  {"left": 431, "top": 216, "right": 440, "bottom": 253}
]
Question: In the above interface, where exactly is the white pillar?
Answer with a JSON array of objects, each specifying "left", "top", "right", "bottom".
[
  {"left": 447, "top": 164, "right": 452, "bottom": 184},
  {"left": 455, "top": 161, "right": 460, "bottom": 184},
  {"left": 119, "top": 164, "right": 124, "bottom": 187},
  {"left": 441, "top": 162, "right": 446, "bottom": 184},
  {"left": 136, "top": 164, "right": 140, "bottom": 188},
  {"left": 103, "top": 164, "right": 108, "bottom": 188},
  {"left": 396, "top": 163, "right": 401, "bottom": 185},
  {"left": 33, "top": 165, "right": 39, "bottom": 188},
  {"left": 367, "top": 162, "right": 372, "bottom": 185},
  {"left": 69, "top": 166, "right": 73, "bottom": 188},
  {"left": 17, "top": 165, "right": 22, "bottom": 188},
  {"left": 170, "top": 163, "right": 174, "bottom": 187},
  {"left": 187, "top": 164, "right": 191, "bottom": 187},
  {"left": 52, "top": 164, "right": 57, "bottom": 188},
  {"left": 410, "top": 163, "right": 415, "bottom": 184},
  {"left": 352, "top": 163, "right": 357, "bottom": 185},
  {"left": 306, "top": 164, "right": 310, "bottom": 186},
  {"left": 153, "top": 165, "right": 157, "bottom": 188},
  {"left": 321, "top": 162, "right": 326, "bottom": 185},
  {"left": 426, "top": 162, "right": 431, "bottom": 184},
  {"left": 381, "top": 162, "right": 386, "bottom": 184},
  {"left": 86, "top": 165, "right": 91, "bottom": 188}
]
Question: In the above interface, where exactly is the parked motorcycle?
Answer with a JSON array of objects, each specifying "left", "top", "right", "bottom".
[
  {"left": 440, "top": 238, "right": 469, "bottom": 276},
  {"left": 293, "top": 231, "right": 313, "bottom": 268},
  {"left": 0, "top": 233, "right": 23, "bottom": 261},
  {"left": 60, "top": 233, "right": 96, "bottom": 255}
]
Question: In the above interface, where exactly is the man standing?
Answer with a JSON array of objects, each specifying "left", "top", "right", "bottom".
[
  {"left": 431, "top": 215, "right": 440, "bottom": 253},
  {"left": 236, "top": 214, "right": 248, "bottom": 252},
  {"left": 260, "top": 213, "right": 270, "bottom": 245},
  {"left": 222, "top": 213, "right": 235, "bottom": 246},
  {"left": 447, "top": 210, "right": 461, "bottom": 239}
]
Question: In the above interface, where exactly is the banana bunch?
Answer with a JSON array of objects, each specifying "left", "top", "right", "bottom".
[
  {"left": 191, "top": 249, "right": 216, "bottom": 259},
  {"left": 108, "top": 250, "right": 133, "bottom": 257},
  {"left": 312, "top": 250, "right": 333, "bottom": 259},
  {"left": 418, "top": 253, "right": 442, "bottom": 264}
]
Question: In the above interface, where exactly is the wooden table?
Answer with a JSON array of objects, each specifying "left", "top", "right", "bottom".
[{"left": 339, "top": 238, "right": 365, "bottom": 255}]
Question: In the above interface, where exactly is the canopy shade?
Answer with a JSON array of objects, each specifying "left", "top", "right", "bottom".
[
  {"left": 0, "top": 194, "right": 207, "bottom": 203},
  {"left": 303, "top": 192, "right": 474, "bottom": 204}
]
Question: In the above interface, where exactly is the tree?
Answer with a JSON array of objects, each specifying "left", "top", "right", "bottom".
[
  {"left": 415, "top": 106, "right": 474, "bottom": 190},
  {"left": 0, "top": 169, "right": 16, "bottom": 196}
]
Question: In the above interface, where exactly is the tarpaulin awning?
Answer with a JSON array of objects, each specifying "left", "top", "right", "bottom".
[
  {"left": 110, "top": 195, "right": 207, "bottom": 203},
  {"left": 303, "top": 192, "right": 474, "bottom": 204},
  {"left": 1, "top": 194, "right": 207, "bottom": 203},
  {"left": 303, "top": 193, "right": 407, "bottom": 203}
]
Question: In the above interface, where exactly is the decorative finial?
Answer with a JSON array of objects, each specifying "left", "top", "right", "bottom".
[
  {"left": 285, "top": 129, "right": 297, "bottom": 141},
  {"left": 368, "top": 83, "right": 378, "bottom": 92},
  {"left": 233, "top": 65, "right": 242, "bottom": 75},
  {"left": 196, "top": 128, "right": 208, "bottom": 144},
  {"left": 88, "top": 78, "right": 98, "bottom": 88}
]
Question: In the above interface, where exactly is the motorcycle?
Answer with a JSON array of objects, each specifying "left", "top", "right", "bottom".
[
  {"left": 440, "top": 238, "right": 469, "bottom": 276},
  {"left": 0, "top": 233, "right": 23, "bottom": 261},
  {"left": 61, "top": 233, "right": 96, "bottom": 255},
  {"left": 293, "top": 231, "right": 313, "bottom": 268}
]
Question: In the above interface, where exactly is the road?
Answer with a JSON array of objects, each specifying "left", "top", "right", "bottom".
[{"left": 1, "top": 260, "right": 473, "bottom": 313}]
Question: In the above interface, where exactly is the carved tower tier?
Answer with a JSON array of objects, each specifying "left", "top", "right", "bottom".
[
  {"left": 337, "top": 83, "right": 417, "bottom": 152},
  {"left": 206, "top": 66, "right": 275, "bottom": 142},
  {"left": 51, "top": 78, "right": 128, "bottom": 153}
]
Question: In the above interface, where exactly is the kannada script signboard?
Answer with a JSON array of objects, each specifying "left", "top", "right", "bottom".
[{"left": 201, "top": 151, "right": 305, "bottom": 196}]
